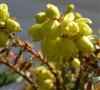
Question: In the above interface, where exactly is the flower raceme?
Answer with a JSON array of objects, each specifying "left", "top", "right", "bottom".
[
  {"left": 0, "top": 3, "right": 22, "bottom": 47},
  {"left": 28, "top": 3, "right": 95, "bottom": 68},
  {"left": 35, "top": 66, "right": 55, "bottom": 90}
]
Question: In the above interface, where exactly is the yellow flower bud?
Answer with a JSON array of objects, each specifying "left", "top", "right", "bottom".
[
  {"left": 46, "top": 3, "right": 60, "bottom": 19},
  {"left": 34, "top": 12, "right": 47, "bottom": 24},
  {"left": 0, "top": 20, "right": 5, "bottom": 26},
  {"left": 74, "top": 12, "right": 82, "bottom": 19},
  {"left": 60, "top": 21, "right": 79, "bottom": 37},
  {"left": 75, "top": 36, "right": 94, "bottom": 52},
  {"left": 71, "top": 58, "right": 80, "bottom": 69},
  {"left": 78, "top": 22, "right": 92, "bottom": 35},
  {"left": 0, "top": 3, "right": 9, "bottom": 20},
  {"left": 66, "top": 4, "right": 75, "bottom": 13},
  {"left": 5, "top": 18, "right": 22, "bottom": 32},
  {"left": 0, "top": 9, "right": 10, "bottom": 20},
  {"left": 41, "top": 79, "right": 54, "bottom": 90},
  {"left": 35, "top": 66, "right": 54, "bottom": 86},
  {"left": 0, "top": 3, "right": 8, "bottom": 12},
  {"left": 28, "top": 24, "right": 44, "bottom": 41},
  {"left": 76, "top": 18, "right": 92, "bottom": 24},
  {"left": 62, "top": 12, "right": 75, "bottom": 26},
  {"left": 41, "top": 19, "right": 59, "bottom": 39}
]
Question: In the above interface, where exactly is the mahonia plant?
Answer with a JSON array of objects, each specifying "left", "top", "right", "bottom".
[{"left": 0, "top": 2, "right": 100, "bottom": 90}]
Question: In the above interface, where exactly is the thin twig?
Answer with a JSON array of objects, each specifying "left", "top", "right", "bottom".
[
  {"left": 0, "top": 57, "right": 38, "bottom": 90},
  {"left": 14, "top": 47, "right": 25, "bottom": 65}
]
